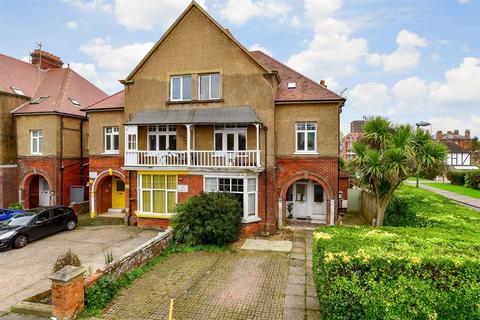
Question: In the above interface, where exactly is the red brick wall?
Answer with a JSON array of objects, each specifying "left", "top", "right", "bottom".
[
  {"left": 0, "top": 166, "right": 18, "bottom": 207},
  {"left": 339, "top": 177, "right": 349, "bottom": 200}
]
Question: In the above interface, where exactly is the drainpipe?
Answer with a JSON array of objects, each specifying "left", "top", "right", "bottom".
[
  {"left": 80, "top": 119, "right": 84, "bottom": 187},
  {"left": 127, "top": 171, "right": 132, "bottom": 226},
  {"left": 60, "top": 116, "right": 64, "bottom": 205},
  {"left": 263, "top": 125, "right": 269, "bottom": 235}
]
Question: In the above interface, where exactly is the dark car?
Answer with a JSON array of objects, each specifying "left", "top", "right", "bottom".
[
  {"left": 0, "top": 208, "right": 24, "bottom": 222},
  {"left": 0, "top": 206, "right": 78, "bottom": 250}
]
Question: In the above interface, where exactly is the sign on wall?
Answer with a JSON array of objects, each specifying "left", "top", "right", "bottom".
[
  {"left": 89, "top": 172, "right": 98, "bottom": 179},
  {"left": 177, "top": 184, "right": 188, "bottom": 193}
]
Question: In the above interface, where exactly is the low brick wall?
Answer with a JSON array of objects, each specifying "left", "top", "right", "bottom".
[
  {"left": 361, "top": 190, "right": 377, "bottom": 225},
  {"left": 85, "top": 228, "right": 173, "bottom": 287},
  {"left": 71, "top": 201, "right": 89, "bottom": 215}
]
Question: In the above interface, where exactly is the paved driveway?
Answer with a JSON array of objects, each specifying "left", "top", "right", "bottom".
[{"left": 0, "top": 226, "right": 158, "bottom": 312}]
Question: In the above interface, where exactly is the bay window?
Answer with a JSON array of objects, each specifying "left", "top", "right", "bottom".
[{"left": 139, "top": 174, "right": 177, "bottom": 215}]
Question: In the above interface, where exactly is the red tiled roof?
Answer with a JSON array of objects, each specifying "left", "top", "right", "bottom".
[
  {"left": 82, "top": 90, "right": 125, "bottom": 112},
  {"left": 0, "top": 53, "right": 107, "bottom": 117},
  {"left": 442, "top": 141, "right": 470, "bottom": 154},
  {"left": 250, "top": 51, "right": 345, "bottom": 102}
]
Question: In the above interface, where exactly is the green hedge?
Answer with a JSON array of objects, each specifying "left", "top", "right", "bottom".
[
  {"left": 465, "top": 169, "right": 480, "bottom": 190},
  {"left": 313, "top": 186, "right": 480, "bottom": 319},
  {"left": 446, "top": 170, "right": 466, "bottom": 185}
]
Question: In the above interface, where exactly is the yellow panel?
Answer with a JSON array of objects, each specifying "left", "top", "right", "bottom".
[
  {"left": 167, "top": 191, "right": 176, "bottom": 213},
  {"left": 142, "top": 190, "right": 151, "bottom": 212},
  {"left": 135, "top": 211, "right": 175, "bottom": 219},
  {"left": 153, "top": 175, "right": 166, "bottom": 189},
  {"left": 138, "top": 170, "right": 188, "bottom": 175},
  {"left": 153, "top": 190, "right": 166, "bottom": 214},
  {"left": 167, "top": 175, "right": 177, "bottom": 189},
  {"left": 142, "top": 175, "right": 152, "bottom": 188}
]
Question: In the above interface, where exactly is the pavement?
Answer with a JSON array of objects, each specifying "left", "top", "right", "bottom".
[
  {"left": 405, "top": 180, "right": 480, "bottom": 211},
  {"left": 241, "top": 239, "right": 292, "bottom": 252},
  {"left": 0, "top": 225, "right": 158, "bottom": 313}
]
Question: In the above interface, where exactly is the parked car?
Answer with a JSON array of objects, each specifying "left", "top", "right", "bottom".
[
  {"left": 0, "top": 208, "right": 24, "bottom": 222},
  {"left": 0, "top": 206, "right": 78, "bottom": 250}
]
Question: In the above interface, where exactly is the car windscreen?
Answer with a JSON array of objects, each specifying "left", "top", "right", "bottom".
[{"left": 5, "top": 213, "right": 35, "bottom": 226}]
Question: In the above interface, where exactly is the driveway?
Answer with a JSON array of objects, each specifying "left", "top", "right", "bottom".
[{"left": 0, "top": 225, "right": 158, "bottom": 312}]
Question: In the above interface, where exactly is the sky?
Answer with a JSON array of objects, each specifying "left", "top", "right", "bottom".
[{"left": 1, "top": 0, "right": 479, "bottom": 137}]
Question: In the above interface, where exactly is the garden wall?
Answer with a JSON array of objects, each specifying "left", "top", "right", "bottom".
[{"left": 361, "top": 190, "right": 377, "bottom": 225}]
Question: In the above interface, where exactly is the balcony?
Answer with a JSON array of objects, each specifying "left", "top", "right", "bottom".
[{"left": 123, "top": 107, "right": 262, "bottom": 169}]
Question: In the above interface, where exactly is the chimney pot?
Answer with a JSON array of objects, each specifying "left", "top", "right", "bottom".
[
  {"left": 320, "top": 79, "right": 325, "bottom": 86},
  {"left": 436, "top": 130, "right": 443, "bottom": 141},
  {"left": 453, "top": 129, "right": 459, "bottom": 135},
  {"left": 31, "top": 49, "right": 63, "bottom": 70},
  {"left": 465, "top": 129, "right": 471, "bottom": 139}
]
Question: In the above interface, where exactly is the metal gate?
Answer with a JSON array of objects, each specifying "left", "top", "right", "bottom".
[{"left": 347, "top": 188, "right": 362, "bottom": 212}]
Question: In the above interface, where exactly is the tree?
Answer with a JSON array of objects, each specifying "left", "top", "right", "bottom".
[{"left": 350, "top": 117, "right": 447, "bottom": 226}]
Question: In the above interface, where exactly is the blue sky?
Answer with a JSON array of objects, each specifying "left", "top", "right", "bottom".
[{"left": 1, "top": 0, "right": 479, "bottom": 136}]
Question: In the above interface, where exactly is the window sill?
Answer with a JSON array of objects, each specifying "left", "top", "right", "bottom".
[
  {"left": 294, "top": 151, "right": 318, "bottom": 155},
  {"left": 242, "top": 216, "right": 261, "bottom": 224},
  {"left": 30, "top": 153, "right": 43, "bottom": 156},
  {"left": 135, "top": 211, "right": 176, "bottom": 219},
  {"left": 102, "top": 151, "right": 120, "bottom": 155},
  {"left": 166, "top": 99, "right": 224, "bottom": 105}
]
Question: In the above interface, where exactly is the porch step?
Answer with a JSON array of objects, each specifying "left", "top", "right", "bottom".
[{"left": 107, "top": 208, "right": 126, "bottom": 214}]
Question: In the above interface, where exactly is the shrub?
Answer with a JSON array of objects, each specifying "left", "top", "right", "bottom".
[
  {"left": 384, "top": 195, "right": 427, "bottom": 227},
  {"left": 464, "top": 169, "right": 480, "bottom": 190},
  {"left": 172, "top": 192, "right": 242, "bottom": 245},
  {"left": 8, "top": 202, "right": 22, "bottom": 210},
  {"left": 52, "top": 249, "right": 81, "bottom": 273},
  {"left": 446, "top": 170, "right": 466, "bottom": 185}
]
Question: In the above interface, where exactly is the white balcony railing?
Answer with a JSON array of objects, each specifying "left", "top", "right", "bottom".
[{"left": 124, "top": 150, "right": 260, "bottom": 168}]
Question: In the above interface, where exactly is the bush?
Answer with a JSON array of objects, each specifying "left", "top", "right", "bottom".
[
  {"left": 172, "top": 192, "right": 242, "bottom": 245},
  {"left": 52, "top": 249, "right": 81, "bottom": 273},
  {"left": 312, "top": 186, "right": 480, "bottom": 319},
  {"left": 464, "top": 169, "right": 480, "bottom": 190},
  {"left": 446, "top": 170, "right": 466, "bottom": 185},
  {"left": 384, "top": 195, "right": 427, "bottom": 227},
  {"left": 8, "top": 202, "right": 22, "bottom": 210}
]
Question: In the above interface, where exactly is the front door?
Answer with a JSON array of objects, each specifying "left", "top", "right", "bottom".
[
  {"left": 291, "top": 182, "right": 308, "bottom": 218},
  {"left": 288, "top": 181, "right": 326, "bottom": 221},
  {"left": 111, "top": 177, "right": 125, "bottom": 208},
  {"left": 38, "top": 176, "right": 50, "bottom": 206},
  {"left": 311, "top": 183, "right": 326, "bottom": 222}
]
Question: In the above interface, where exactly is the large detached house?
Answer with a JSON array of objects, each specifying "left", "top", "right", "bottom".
[{"left": 83, "top": 2, "right": 346, "bottom": 234}]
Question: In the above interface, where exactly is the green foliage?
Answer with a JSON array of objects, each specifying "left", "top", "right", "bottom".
[
  {"left": 464, "top": 169, "right": 480, "bottom": 190},
  {"left": 384, "top": 195, "right": 427, "bottom": 227},
  {"left": 172, "top": 192, "right": 242, "bottom": 245},
  {"left": 425, "top": 183, "right": 480, "bottom": 199},
  {"left": 446, "top": 170, "right": 466, "bottom": 185},
  {"left": 52, "top": 249, "right": 81, "bottom": 273},
  {"left": 7, "top": 202, "right": 22, "bottom": 210},
  {"left": 312, "top": 186, "right": 480, "bottom": 319}
]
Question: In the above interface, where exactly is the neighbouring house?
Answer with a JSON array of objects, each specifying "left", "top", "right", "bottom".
[
  {"left": 82, "top": 2, "right": 346, "bottom": 234},
  {"left": 436, "top": 129, "right": 472, "bottom": 150},
  {"left": 442, "top": 141, "right": 478, "bottom": 170},
  {"left": 341, "top": 119, "right": 366, "bottom": 161},
  {"left": 0, "top": 50, "right": 107, "bottom": 208}
]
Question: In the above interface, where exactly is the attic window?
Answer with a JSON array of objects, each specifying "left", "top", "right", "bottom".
[
  {"left": 69, "top": 97, "right": 81, "bottom": 106},
  {"left": 287, "top": 82, "right": 297, "bottom": 89},
  {"left": 11, "top": 86, "right": 24, "bottom": 95},
  {"left": 30, "top": 96, "right": 48, "bottom": 104}
]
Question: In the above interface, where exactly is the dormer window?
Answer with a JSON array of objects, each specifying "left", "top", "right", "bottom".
[
  {"left": 287, "top": 82, "right": 297, "bottom": 89},
  {"left": 69, "top": 97, "right": 81, "bottom": 106},
  {"left": 199, "top": 73, "right": 221, "bottom": 100},
  {"left": 11, "top": 86, "right": 24, "bottom": 95},
  {"left": 170, "top": 75, "right": 192, "bottom": 101},
  {"left": 30, "top": 96, "right": 48, "bottom": 104}
]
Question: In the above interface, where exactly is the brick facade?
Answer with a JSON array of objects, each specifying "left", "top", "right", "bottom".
[{"left": 0, "top": 166, "right": 18, "bottom": 207}]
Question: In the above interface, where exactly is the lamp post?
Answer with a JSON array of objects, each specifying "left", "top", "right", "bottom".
[{"left": 415, "top": 121, "right": 431, "bottom": 188}]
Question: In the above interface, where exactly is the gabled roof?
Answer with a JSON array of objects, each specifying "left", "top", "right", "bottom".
[
  {"left": 82, "top": 90, "right": 125, "bottom": 112},
  {"left": 250, "top": 51, "right": 345, "bottom": 103},
  {"left": 442, "top": 141, "right": 471, "bottom": 154},
  {"left": 124, "top": 1, "right": 271, "bottom": 81},
  {"left": 0, "top": 52, "right": 107, "bottom": 117}
]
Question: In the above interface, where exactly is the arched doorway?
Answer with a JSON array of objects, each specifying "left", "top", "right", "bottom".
[
  {"left": 27, "top": 175, "right": 51, "bottom": 208},
  {"left": 95, "top": 175, "right": 126, "bottom": 214}
]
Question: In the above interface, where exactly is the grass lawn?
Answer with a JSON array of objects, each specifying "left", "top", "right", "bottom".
[
  {"left": 312, "top": 186, "right": 480, "bottom": 319},
  {"left": 405, "top": 176, "right": 430, "bottom": 181},
  {"left": 424, "top": 182, "right": 480, "bottom": 198}
]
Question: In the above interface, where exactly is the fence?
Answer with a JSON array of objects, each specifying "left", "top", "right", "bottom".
[{"left": 361, "top": 190, "right": 377, "bottom": 225}]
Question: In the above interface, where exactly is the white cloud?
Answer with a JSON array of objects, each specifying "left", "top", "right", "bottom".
[
  {"left": 114, "top": 0, "right": 206, "bottom": 31},
  {"left": 76, "top": 38, "right": 154, "bottom": 92},
  {"left": 368, "top": 29, "right": 427, "bottom": 72},
  {"left": 63, "top": 0, "right": 113, "bottom": 12},
  {"left": 220, "top": 0, "right": 291, "bottom": 26},
  {"left": 391, "top": 77, "right": 428, "bottom": 112},
  {"left": 428, "top": 115, "right": 480, "bottom": 137},
  {"left": 457, "top": 0, "right": 471, "bottom": 4},
  {"left": 66, "top": 21, "right": 79, "bottom": 30},
  {"left": 70, "top": 62, "right": 98, "bottom": 80},
  {"left": 290, "top": 16, "right": 301, "bottom": 27},
  {"left": 20, "top": 56, "right": 30, "bottom": 63},
  {"left": 287, "top": 0, "right": 368, "bottom": 81},
  {"left": 249, "top": 44, "right": 273, "bottom": 56},
  {"left": 348, "top": 82, "right": 390, "bottom": 111}
]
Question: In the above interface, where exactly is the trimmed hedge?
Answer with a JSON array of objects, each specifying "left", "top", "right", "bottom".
[
  {"left": 313, "top": 186, "right": 480, "bottom": 319},
  {"left": 465, "top": 169, "right": 480, "bottom": 190},
  {"left": 446, "top": 170, "right": 466, "bottom": 185}
]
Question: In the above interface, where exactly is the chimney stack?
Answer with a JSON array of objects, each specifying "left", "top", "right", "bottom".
[
  {"left": 447, "top": 130, "right": 452, "bottom": 135},
  {"left": 31, "top": 49, "right": 63, "bottom": 70},
  {"left": 453, "top": 129, "right": 459, "bottom": 135},
  {"left": 319, "top": 79, "right": 326, "bottom": 87},
  {"left": 436, "top": 130, "right": 443, "bottom": 141},
  {"left": 465, "top": 129, "right": 471, "bottom": 139}
]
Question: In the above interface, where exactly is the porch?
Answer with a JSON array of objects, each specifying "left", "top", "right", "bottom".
[{"left": 124, "top": 107, "right": 262, "bottom": 169}]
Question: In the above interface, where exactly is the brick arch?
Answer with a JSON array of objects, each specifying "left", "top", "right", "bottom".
[
  {"left": 91, "top": 170, "right": 127, "bottom": 215},
  {"left": 19, "top": 170, "right": 54, "bottom": 209},
  {"left": 92, "top": 169, "right": 126, "bottom": 193}
]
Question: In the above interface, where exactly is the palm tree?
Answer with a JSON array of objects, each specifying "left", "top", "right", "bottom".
[{"left": 350, "top": 117, "right": 447, "bottom": 226}]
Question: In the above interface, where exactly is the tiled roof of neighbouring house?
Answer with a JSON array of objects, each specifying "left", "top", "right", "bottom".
[
  {"left": 250, "top": 50, "right": 345, "bottom": 103},
  {"left": 0, "top": 52, "right": 107, "bottom": 117},
  {"left": 442, "top": 141, "right": 471, "bottom": 154},
  {"left": 82, "top": 90, "right": 125, "bottom": 112}
]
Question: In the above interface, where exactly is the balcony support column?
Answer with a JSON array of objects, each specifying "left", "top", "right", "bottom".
[
  {"left": 185, "top": 124, "right": 192, "bottom": 166},
  {"left": 255, "top": 123, "right": 260, "bottom": 167}
]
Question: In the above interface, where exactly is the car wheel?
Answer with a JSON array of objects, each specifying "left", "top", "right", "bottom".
[
  {"left": 66, "top": 219, "right": 77, "bottom": 231},
  {"left": 13, "top": 235, "right": 28, "bottom": 249}
]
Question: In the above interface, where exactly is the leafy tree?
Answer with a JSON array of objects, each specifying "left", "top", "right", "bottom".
[{"left": 350, "top": 117, "right": 447, "bottom": 226}]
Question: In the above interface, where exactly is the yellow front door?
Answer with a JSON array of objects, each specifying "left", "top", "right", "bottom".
[{"left": 112, "top": 177, "right": 125, "bottom": 208}]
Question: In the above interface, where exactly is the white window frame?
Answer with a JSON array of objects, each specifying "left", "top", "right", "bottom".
[
  {"left": 30, "top": 130, "right": 43, "bottom": 155},
  {"left": 104, "top": 126, "right": 119, "bottom": 154},
  {"left": 198, "top": 73, "right": 221, "bottom": 100},
  {"left": 147, "top": 125, "right": 177, "bottom": 151},
  {"left": 170, "top": 75, "right": 192, "bottom": 101},
  {"left": 203, "top": 176, "right": 259, "bottom": 222},
  {"left": 295, "top": 122, "right": 317, "bottom": 154},
  {"left": 213, "top": 125, "right": 247, "bottom": 152},
  {"left": 138, "top": 174, "right": 178, "bottom": 216}
]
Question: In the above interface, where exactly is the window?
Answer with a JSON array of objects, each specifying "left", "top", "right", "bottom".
[
  {"left": 214, "top": 125, "right": 247, "bottom": 151},
  {"left": 139, "top": 175, "right": 177, "bottom": 215},
  {"left": 127, "top": 134, "right": 137, "bottom": 151},
  {"left": 147, "top": 125, "right": 176, "bottom": 151},
  {"left": 10, "top": 86, "right": 24, "bottom": 95},
  {"left": 30, "top": 130, "right": 43, "bottom": 155},
  {"left": 68, "top": 97, "right": 81, "bottom": 106},
  {"left": 296, "top": 122, "right": 317, "bottom": 153},
  {"left": 104, "top": 127, "right": 119, "bottom": 153},
  {"left": 170, "top": 75, "right": 192, "bottom": 101},
  {"left": 199, "top": 73, "right": 221, "bottom": 100},
  {"left": 204, "top": 177, "right": 258, "bottom": 219}
]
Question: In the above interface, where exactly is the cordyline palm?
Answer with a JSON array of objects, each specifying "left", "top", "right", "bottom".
[{"left": 350, "top": 117, "right": 447, "bottom": 226}]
